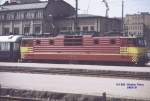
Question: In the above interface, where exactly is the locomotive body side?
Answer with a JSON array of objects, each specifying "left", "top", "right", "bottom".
[{"left": 20, "top": 35, "right": 148, "bottom": 65}]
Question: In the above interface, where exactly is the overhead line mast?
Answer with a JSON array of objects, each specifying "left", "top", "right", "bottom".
[
  {"left": 102, "top": 0, "right": 109, "bottom": 17},
  {"left": 122, "top": 0, "right": 124, "bottom": 33},
  {"left": 74, "top": 0, "right": 109, "bottom": 33},
  {"left": 75, "top": 0, "right": 78, "bottom": 33}
]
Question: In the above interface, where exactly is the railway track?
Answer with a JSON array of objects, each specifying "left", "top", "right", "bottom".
[{"left": 0, "top": 65, "right": 150, "bottom": 80}]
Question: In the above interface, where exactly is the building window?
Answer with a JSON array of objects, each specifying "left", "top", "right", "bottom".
[
  {"left": 68, "top": 27, "right": 72, "bottom": 31},
  {"left": 14, "top": 27, "right": 19, "bottom": 35},
  {"left": 6, "top": 13, "right": 14, "bottom": 20},
  {"left": 34, "top": 25, "right": 41, "bottom": 34},
  {"left": 24, "top": 27, "right": 30, "bottom": 35},
  {"left": 90, "top": 26, "right": 95, "bottom": 31},
  {"left": 77, "top": 27, "right": 80, "bottom": 31},
  {"left": 83, "top": 26, "right": 88, "bottom": 32},
  {"left": 35, "top": 11, "right": 43, "bottom": 19},
  {"left": 3, "top": 28, "right": 10, "bottom": 35},
  {"left": 0, "top": 15, "right": 5, "bottom": 20},
  {"left": 26, "top": 12, "right": 35, "bottom": 19},
  {"left": 61, "top": 27, "right": 67, "bottom": 31}
]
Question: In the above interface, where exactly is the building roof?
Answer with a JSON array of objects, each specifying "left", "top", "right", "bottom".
[
  {"left": 67, "top": 14, "right": 103, "bottom": 18},
  {"left": 0, "top": 35, "right": 22, "bottom": 42},
  {"left": 0, "top": 2, "right": 48, "bottom": 11}
]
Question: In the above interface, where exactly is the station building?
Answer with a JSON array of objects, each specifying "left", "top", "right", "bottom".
[
  {"left": 0, "top": 0, "right": 74, "bottom": 36},
  {"left": 56, "top": 14, "right": 122, "bottom": 35},
  {"left": 0, "top": 0, "right": 122, "bottom": 36}
]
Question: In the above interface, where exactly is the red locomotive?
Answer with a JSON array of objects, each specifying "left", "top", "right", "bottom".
[{"left": 20, "top": 35, "right": 148, "bottom": 65}]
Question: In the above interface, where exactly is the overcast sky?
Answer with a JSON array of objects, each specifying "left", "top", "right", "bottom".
[
  {"left": 0, "top": 0, "right": 150, "bottom": 17},
  {"left": 64, "top": 0, "right": 150, "bottom": 17}
]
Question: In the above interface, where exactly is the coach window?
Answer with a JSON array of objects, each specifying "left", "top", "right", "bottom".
[
  {"left": 110, "top": 39, "right": 116, "bottom": 44},
  {"left": 13, "top": 43, "right": 20, "bottom": 51},
  {"left": 36, "top": 40, "right": 41, "bottom": 45},
  {"left": 0, "top": 42, "right": 10, "bottom": 51},
  {"left": 94, "top": 39, "right": 99, "bottom": 45},
  {"left": 49, "top": 39, "right": 54, "bottom": 45}
]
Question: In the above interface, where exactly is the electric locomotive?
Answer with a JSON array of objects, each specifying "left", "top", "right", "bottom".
[{"left": 20, "top": 35, "right": 148, "bottom": 65}]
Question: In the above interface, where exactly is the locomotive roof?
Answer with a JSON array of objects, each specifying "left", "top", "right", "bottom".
[
  {"left": 22, "top": 35, "right": 140, "bottom": 39},
  {"left": 0, "top": 35, "right": 22, "bottom": 42}
]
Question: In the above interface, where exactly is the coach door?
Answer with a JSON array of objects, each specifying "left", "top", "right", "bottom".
[
  {"left": 9, "top": 42, "right": 13, "bottom": 61},
  {"left": 0, "top": 42, "right": 11, "bottom": 60},
  {"left": 11, "top": 42, "right": 21, "bottom": 61}
]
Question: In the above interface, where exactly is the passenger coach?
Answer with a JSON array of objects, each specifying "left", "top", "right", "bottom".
[
  {"left": 0, "top": 35, "right": 22, "bottom": 61},
  {"left": 20, "top": 35, "right": 148, "bottom": 65}
]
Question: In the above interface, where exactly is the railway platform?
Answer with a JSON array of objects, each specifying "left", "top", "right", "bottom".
[
  {"left": 0, "top": 62, "right": 150, "bottom": 101},
  {"left": 0, "top": 62, "right": 150, "bottom": 80}
]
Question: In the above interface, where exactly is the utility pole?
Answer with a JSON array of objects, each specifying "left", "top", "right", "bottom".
[
  {"left": 122, "top": 0, "right": 124, "bottom": 34},
  {"left": 74, "top": 0, "right": 78, "bottom": 33}
]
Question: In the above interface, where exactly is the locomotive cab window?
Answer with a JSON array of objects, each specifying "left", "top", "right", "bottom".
[
  {"left": 137, "top": 38, "right": 146, "bottom": 47},
  {"left": 127, "top": 38, "right": 146, "bottom": 47},
  {"left": 64, "top": 36, "right": 83, "bottom": 46}
]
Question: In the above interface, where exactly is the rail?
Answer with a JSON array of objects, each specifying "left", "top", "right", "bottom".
[{"left": 0, "top": 66, "right": 150, "bottom": 80}]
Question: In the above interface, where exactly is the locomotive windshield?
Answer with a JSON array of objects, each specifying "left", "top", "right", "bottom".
[
  {"left": 128, "top": 38, "right": 146, "bottom": 47},
  {"left": 137, "top": 38, "right": 146, "bottom": 47}
]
